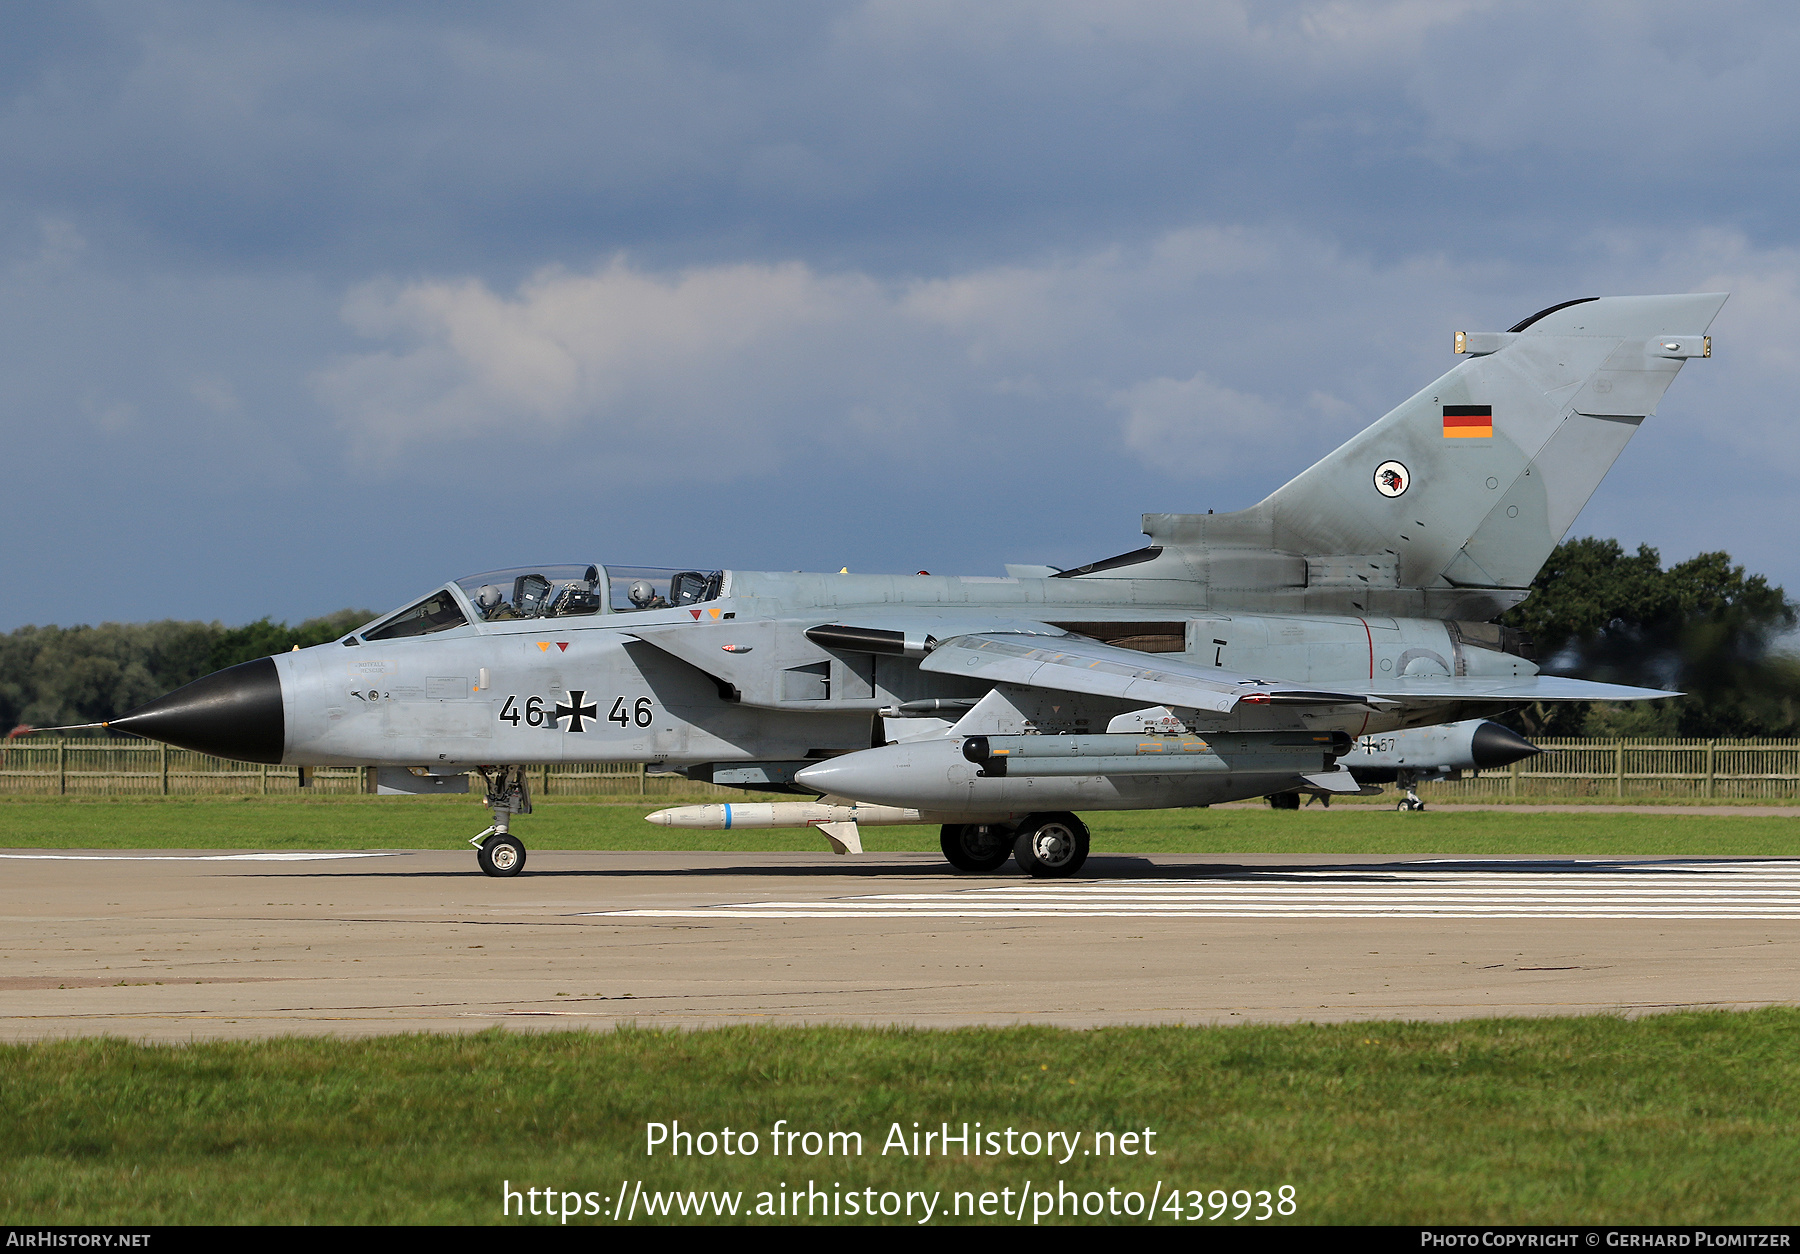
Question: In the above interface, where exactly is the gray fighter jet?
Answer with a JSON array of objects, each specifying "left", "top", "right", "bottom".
[
  {"left": 1273, "top": 718, "right": 1542, "bottom": 810},
  {"left": 101, "top": 293, "right": 1722, "bottom": 877}
]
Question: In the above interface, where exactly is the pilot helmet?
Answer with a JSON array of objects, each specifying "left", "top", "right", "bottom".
[
  {"left": 628, "top": 580, "right": 657, "bottom": 607},
  {"left": 475, "top": 585, "right": 503, "bottom": 612}
]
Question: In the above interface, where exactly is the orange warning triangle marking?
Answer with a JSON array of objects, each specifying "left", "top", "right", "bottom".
[
  {"left": 709, "top": 607, "right": 722, "bottom": 619},
  {"left": 537, "top": 642, "right": 550, "bottom": 652}
]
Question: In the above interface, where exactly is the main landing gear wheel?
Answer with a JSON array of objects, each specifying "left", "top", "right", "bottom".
[
  {"left": 477, "top": 833, "right": 527, "bottom": 878},
  {"left": 1266, "top": 792, "right": 1301, "bottom": 810},
  {"left": 1013, "top": 812, "right": 1090, "bottom": 879},
  {"left": 940, "top": 823, "right": 1013, "bottom": 873}
]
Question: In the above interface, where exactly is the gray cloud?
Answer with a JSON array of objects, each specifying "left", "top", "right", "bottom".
[{"left": 2, "top": 1, "right": 1797, "bottom": 631}]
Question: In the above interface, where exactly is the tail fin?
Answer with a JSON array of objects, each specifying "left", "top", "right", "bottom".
[{"left": 1140, "top": 293, "right": 1726, "bottom": 608}]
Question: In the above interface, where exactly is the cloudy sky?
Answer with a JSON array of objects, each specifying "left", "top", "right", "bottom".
[{"left": 6, "top": 1, "right": 1798, "bottom": 630}]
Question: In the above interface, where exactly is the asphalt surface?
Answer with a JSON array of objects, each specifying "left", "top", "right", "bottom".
[{"left": 4, "top": 848, "right": 1799, "bottom": 1041}]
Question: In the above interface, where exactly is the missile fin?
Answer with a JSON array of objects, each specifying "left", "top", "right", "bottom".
[{"left": 817, "top": 820, "right": 863, "bottom": 855}]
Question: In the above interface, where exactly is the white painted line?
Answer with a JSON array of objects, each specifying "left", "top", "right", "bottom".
[
  {"left": 634, "top": 887, "right": 1800, "bottom": 901},
  {"left": 611, "top": 910, "right": 1800, "bottom": 920},
  {"left": 973, "top": 874, "right": 1800, "bottom": 890},
  {"left": 949, "top": 876, "right": 1800, "bottom": 892},
  {"left": 615, "top": 901, "right": 1800, "bottom": 912},
  {"left": 0, "top": 852, "right": 410, "bottom": 862},
  {"left": 587, "top": 859, "right": 1800, "bottom": 922}
]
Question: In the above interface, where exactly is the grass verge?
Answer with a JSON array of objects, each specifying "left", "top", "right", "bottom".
[
  {"left": 4, "top": 1012, "right": 1798, "bottom": 1225},
  {"left": 3, "top": 794, "right": 1800, "bottom": 856}
]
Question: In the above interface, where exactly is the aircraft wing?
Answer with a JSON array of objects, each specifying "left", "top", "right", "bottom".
[
  {"left": 920, "top": 633, "right": 1673, "bottom": 713},
  {"left": 1354, "top": 675, "right": 1676, "bottom": 704},
  {"left": 630, "top": 617, "right": 1673, "bottom": 716},
  {"left": 919, "top": 632, "right": 1374, "bottom": 713}
]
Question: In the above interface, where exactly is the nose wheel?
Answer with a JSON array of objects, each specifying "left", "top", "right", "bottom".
[
  {"left": 477, "top": 833, "right": 527, "bottom": 877},
  {"left": 1395, "top": 771, "right": 1426, "bottom": 811}
]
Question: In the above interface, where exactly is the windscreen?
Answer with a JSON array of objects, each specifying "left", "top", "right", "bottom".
[{"left": 363, "top": 590, "right": 468, "bottom": 641}]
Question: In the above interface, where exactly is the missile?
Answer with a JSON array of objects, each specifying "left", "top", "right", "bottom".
[
  {"left": 645, "top": 802, "right": 946, "bottom": 829},
  {"left": 645, "top": 799, "right": 987, "bottom": 857}
]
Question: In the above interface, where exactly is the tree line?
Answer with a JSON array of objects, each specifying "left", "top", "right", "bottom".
[
  {"left": 1500, "top": 539, "right": 1800, "bottom": 738},
  {"left": 4, "top": 539, "right": 1798, "bottom": 739},
  {"left": 1, "top": 610, "right": 369, "bottom": 734}
]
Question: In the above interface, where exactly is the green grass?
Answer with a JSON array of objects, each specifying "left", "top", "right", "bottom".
[
  {"left": 5, "top": 1013, "right": 1799, "bottom": 1224},
  {"left": 4, "top": 794, "right": 1800, "bottom": 856},
  {"left": 9, "top": 799, "right": 1799, "bottom": 1224}
]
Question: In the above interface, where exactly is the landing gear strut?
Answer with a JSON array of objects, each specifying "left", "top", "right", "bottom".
[
  {"left": 471, "top": 765, "right": 532, "bottom": 877},
  {"left": 1396, "top": 771, "right": 1426, "bottom": 811}
]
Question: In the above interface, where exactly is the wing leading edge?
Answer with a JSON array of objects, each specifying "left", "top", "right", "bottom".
[{"left": 920, "top": 632, "right": 1673, "bottom": 714}]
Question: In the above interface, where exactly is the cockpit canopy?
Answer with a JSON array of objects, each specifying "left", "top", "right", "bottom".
[
  {"left": 455, "top": 565, "right": 606, "bottom": 623},
  {"left": 354, "top": 564, "right": 727, "bottom": 642},
  {"left": 602, "top": 566, "right": 725, "bottom": 613}
]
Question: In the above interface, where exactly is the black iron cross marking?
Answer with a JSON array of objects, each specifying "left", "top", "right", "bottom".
[{"left": 555, "top": 690, "right": 599, "bottom": 733}]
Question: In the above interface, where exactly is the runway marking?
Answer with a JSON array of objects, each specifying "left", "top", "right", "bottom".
[
  {"left": 0, "top": 852, "right": 409, "bottom": 862},
  {"left": 593, "top": 860, "right": 1800, "bottom": 921}
]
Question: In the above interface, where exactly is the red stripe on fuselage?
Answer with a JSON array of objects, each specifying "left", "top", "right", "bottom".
[{"left": 1357, "top": 617, "right": 1373, "bottom": 737}]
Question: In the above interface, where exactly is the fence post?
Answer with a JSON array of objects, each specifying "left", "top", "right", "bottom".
[
  {"left": 541, "top": 762, "right": 550, "bottom": 797},
  {"left": 1510, "top": 757, "right": 1519, "bottom": 797},
  {"left": 160, "top": 742, "right": 169, "bottom": 795},
  {"left": 1616, "top": 740, "right": 1626, "bottom": 798},
  {"left": 639, "top": 762, "right": 646, "bottom": 795},
  {"left": 1705, "top": 740, "right": 1716, "bottom": 800},
  {"left": 261, "top": 761, "right": 269, "bottom": 795},
  {"left": 58, "top": 739, "right": 66, "bottom": 796}
]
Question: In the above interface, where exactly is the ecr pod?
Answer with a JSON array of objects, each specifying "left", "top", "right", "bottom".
[{"left": 960, "top": 731, "right": 1352, "bottom": 778}]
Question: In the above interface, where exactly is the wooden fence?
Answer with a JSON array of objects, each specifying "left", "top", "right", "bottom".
[
  {"left": 4, "top": 737, "right": 1800, "bottom": 802},
  {"left": 0, "top": 740, "right": 745, "bottom": 799},
  {"left": 1425, "top": 739, "right": 1800, "bottom": 801}
]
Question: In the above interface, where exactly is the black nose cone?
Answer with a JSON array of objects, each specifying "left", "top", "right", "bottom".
[
  {"left": 109, "top": 657, "right": 285, "bottom": 764},
  {"left": 1470, "top": 720, "right": 1540, "bottom": 769}
]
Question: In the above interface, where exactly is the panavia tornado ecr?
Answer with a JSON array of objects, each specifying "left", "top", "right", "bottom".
[
  {"left": 1272, "top": 718, "right": 1542, "bottom": 811},
  {"left": 100, "top": 293, "right": 1721, "bottom": 877}
]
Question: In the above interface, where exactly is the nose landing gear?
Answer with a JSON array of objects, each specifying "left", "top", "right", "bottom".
[
  {"left": 1395, "top": 770, "right": 1426, "bottom": 811},
  {"left": 471, "top": 766, "right": 532, "bottom": 876}
]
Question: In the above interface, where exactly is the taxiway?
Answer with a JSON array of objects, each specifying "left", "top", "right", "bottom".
[{"left": 3, "top": 849, "right": 1797, "bottom": 1041}]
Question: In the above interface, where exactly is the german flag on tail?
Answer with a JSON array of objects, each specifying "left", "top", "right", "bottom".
[{"left": 1443, "top": 404, "right": 1492, "bottom": 438}]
